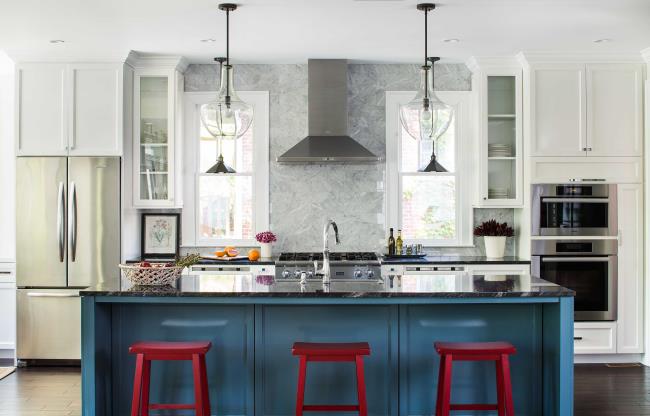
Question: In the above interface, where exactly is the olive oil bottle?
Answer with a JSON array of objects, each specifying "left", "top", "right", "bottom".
[
  {"left": 388, "top": 228, "right": 395, "bottom": 256},
  {"left": 396, "top": 230, "right": 403, "bottom": 255}
]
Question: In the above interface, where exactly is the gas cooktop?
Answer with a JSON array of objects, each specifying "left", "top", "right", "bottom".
[{"left": 277, "top": 252, "right": 379, "bottom": 263}]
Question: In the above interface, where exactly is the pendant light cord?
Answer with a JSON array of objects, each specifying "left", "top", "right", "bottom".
[
  {"left": 226, "top": 8, "right": 230, "bottom": 66},
  {"left": 424, "top": 8, "right": 428, "bottom": 67}
]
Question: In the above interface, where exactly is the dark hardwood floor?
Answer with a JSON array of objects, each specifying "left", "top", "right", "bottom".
[{"left": 0, "top": 364, "right": 648, "bottom": 415}]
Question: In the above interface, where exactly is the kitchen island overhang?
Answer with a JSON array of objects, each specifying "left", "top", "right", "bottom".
[{"left": 81, "top": 275, "right": 574, "bottom": 416}]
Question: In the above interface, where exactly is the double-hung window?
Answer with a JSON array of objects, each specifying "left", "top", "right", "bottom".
[
  {"left": 386, "top": 91, "right": 472, "bottom": 246},
  {"left": 182, "top": 91, "right": 269, "bottom": 246}
]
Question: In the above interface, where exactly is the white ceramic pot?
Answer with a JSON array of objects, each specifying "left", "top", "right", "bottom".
[
  {"left": 484, "top": 236, "right": 506, "bottom": 259},
  {"left": 260, "top": 243, "right": 272, "bottom": 258}
]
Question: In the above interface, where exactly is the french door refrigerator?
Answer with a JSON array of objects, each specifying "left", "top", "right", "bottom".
[{"left": 16, "top": 157, "right": 120, "bottom": 361}]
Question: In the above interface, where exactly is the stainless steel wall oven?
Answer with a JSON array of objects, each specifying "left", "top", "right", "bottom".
[{"left": 532, "top": 239, "right": 617, "bottom": 321}]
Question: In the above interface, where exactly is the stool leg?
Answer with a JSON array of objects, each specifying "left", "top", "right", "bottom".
[
  {"left": 192, "top": 354, "right": 205, "bottom": 416},
  {"left": 295, "top": 355, "right": 307, "bottom": 416},
  {"left": 440, "top": 354, "right": 453, "bottom": 416},
  {"left": 130, "top": 353, "right": 144, "bottom": 416},
  {"left": 500, "top": 354, "right": 515, "bottom": 416},
  {"left": 435, "top": 355, "right": 447, "bottom": 416},
  {"left": 355, "top": 355, "right": 368, "bottom": 416},
  {"left": 495, "top": 358, "right": 505, "bottom": 416},
  {"left": 140, "top": 358, "right": 151, "bottom": 416},
  {"left": 199, "top": 354, "right": 211, "bottom": 416}
]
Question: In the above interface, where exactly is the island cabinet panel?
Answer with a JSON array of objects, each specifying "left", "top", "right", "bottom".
[
  {"left": 400, "top": 304, "right": 543, "bottom": 416},
  {"left": 83, "top": 302, "right": 254, "bottom": 416},
  {"left": 254, "top": 305, "right": 399, "bottom": 416}
]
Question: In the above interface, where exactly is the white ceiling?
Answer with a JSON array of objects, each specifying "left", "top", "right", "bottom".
[{"left": 1, "top": 0, "right": 649, "bottom": 64}]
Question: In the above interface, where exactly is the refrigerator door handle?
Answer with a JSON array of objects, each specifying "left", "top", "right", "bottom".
[
  {"left": 69, "top": 181, "right": 77, "bottom": 262},
  {"left": 57, "top": 182, "right": 65, "bottom": 262},
  {"left": 27, "top": 292, "right": 80, "bottom": 298}
]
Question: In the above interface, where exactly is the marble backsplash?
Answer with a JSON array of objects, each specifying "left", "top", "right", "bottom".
[{"left": 184, "top": 63, "right": 515, "bottom": 256}]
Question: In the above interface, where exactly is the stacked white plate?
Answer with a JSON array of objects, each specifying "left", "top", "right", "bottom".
[
  {"left": 488, "top": 188, "right": 509, "bottom": 199},
  {"left": 488, "top": 144, "right": 512, "bottom": 157}
]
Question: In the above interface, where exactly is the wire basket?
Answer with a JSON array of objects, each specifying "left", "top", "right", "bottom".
[{"left": 119, "top": 264, "right": 185, "bottom": 286}]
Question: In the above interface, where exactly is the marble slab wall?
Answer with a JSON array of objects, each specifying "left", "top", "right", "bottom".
[{"left": 184, "top": 63, "right": 514, "bottom": 255}]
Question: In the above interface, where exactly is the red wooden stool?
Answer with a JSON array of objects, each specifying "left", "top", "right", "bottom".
[
  {"left": 434, "top": 341, "right": 516, "bottom": 416},
  {"left": 292, "top": 342, "right": 371, "bottom": 416},
  {"left": 129, "top": 341, "right": 212, "bottom": 416}
]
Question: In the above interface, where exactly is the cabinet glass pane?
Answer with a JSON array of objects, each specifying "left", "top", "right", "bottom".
[
  {"left": 140, "top": 173, "right": 169, "bottom": 200},
  {"left": 487, "top": 76, "right": 516, "bottom": 201},
  {"left": 140, "top": 76, "right": 169, "bottom": 200}
]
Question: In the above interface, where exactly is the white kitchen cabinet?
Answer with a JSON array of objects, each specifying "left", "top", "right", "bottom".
[
  {"left": 529, "top": 63, "right": 643, "bottom": 158},
  {"left": 68, "top": 64, "right": 123, "bottom": 156},
  {"left": 586, "top": 64, "right": 643, "bottom": 157},
  {"left": 616, "top": 183, "right": 643, "bottom": 353},
  {"left": 469, "top": 60, "right": 524, "bottom": 207},
  {"left": 15, "top": 63, "right": 68, "bottom": 156},
  {"left": 574, "top": 322, "right": 617, "bottom": 354},
  {"left": 0, "top": 264, "right": 16, "bottom": 356},
  {"left": 530, "top": 64, "right": 587, "bottom": 157},
  {"left": 132, "top": 67, "right": 184, "bottom": 208},
  {"left": 531, "top": 156, "right": 642, "bottom": 183},
  {"left": 15, "top": 62, "right": 125, "bottom": 156}
]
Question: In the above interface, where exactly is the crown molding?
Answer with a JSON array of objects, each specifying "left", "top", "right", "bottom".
[
  {"left": 465, "top": 56, "right": 522, "bottom": 73},
  {"left": 125, "top": 51, "right": 189, "bottom": 72},
  {"left": 518, "top": 51, "right": 644, "bottom": 64},
  {"left": 7, "top": 50, "right": 131, "bottom": 64},
  {"left": 641, "top": 47, "right": 650, "bottom": 63}
]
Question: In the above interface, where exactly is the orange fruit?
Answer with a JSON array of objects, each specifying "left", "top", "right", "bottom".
[
  {"left": 224, "top": 246, "right": 235, "bottom": 252},
  {"left": 248, "top": 249, "right": 260, "bottom": 261},
  {"left": 225, "top": 248, "right": 239, "bottom": 257},
  {"left": 214, "top": 250, "right": 226, "bottom": 257}
]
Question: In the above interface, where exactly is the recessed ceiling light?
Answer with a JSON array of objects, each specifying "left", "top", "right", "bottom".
[
  {"left": 200, "top": 38, "right": 216, "bottom": 43},
  {"left": 593, "top": 38, "right": 612, "bottom": 43},
  {"left": 443, "top": 38, "right": 460, "bottom": 43},
  {"left": 49, "top": 39, "right": 65, "bottom": 44}
]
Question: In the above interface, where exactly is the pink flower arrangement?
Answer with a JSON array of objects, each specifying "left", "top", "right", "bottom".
[{"left": 256, "top": 231, "right": 277, "bottom": 244}]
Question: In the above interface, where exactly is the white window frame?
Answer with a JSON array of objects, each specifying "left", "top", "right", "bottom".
[
  {"left": 181, "top": 91, "right": 270, "bottom": 247},
  {"left": 385, "top": 91, "right": 474, "bottom": 247}
]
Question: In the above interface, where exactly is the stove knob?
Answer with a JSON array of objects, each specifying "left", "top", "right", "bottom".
[
  {"left": 307, "top": 271, "right": 314, "bottom": 279},
  {"left": 281, "top": 269, "right": 291, "bottom": 279},
  {"left": 366, "top": 270, "right": 374, "bottom": 279},
  {"left": 354, "top": 269, "right": 363, "bottom": 279},
  {"left": 294, "top": 270, "right": 302, "bottom": 279}
]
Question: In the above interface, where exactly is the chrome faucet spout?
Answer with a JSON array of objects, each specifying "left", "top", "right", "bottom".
[{"left": 318, "top": 219, "right": 340, "bottom": 285}]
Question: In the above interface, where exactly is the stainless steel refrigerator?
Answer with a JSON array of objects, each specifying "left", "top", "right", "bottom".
[{"left": 16, "top": 157, "right": 120, "bottom": 361}]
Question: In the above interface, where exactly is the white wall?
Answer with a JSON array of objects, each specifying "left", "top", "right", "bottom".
[{"left": 0, "top": 52, "right": 15, "bottom": 262}]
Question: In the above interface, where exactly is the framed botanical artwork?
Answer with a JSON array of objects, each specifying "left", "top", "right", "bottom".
[{"left": 141, "top": 213, "right": 180, "bottom": 259}]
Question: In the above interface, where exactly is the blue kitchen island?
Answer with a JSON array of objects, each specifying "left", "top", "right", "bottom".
[{"left": 81, "top": 274, "right": 574, "bottom": 416}]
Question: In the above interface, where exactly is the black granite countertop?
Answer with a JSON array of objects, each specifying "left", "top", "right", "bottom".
[
  {"left": 128, "top": 255, "right": 528, "bottom": 267},
  {"left": 380, "top": 256, "right": 530, "bottom": 265},
  {"left": 82, "top": 274, "right": 573, "bottom": 298}
]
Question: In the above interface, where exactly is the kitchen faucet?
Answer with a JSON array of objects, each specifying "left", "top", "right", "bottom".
[{"left": 314, "top": 219, "right": 340, "bottom": 285}]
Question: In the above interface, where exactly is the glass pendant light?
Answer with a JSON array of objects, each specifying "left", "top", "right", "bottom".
[
  {"left": 399, "top": 3, "right": 454, "bottom": 172},
  {"left": 200, "top": 3, "right": 253, "bottom": 173}
]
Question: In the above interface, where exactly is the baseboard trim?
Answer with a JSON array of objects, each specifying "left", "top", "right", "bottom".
[{"left": 575, "top": 353, "right": 644, "bottom": 364}]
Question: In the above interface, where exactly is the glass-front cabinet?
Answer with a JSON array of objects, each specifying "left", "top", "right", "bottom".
[
  {"left": 470, "top": 60, "right": 523, "bottom": 207},
  {"left": 133, "top": 68, "right": 183, "bottom": 207}
]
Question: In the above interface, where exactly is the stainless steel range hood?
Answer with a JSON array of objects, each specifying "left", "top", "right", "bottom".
[{"left": 277, "top": 59, "right": 381, "bottom": 163}]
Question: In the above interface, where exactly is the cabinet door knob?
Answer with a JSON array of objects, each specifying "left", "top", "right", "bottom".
[{"left": 587, "top": 147, "right": 593, "bottom": 151}]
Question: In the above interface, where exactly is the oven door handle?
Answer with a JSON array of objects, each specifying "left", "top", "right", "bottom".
[
  {"left": 541, "top": 198, "right": 609, "bottom": 203},
  {"left": 541, "top": 257, "right": 611, "bottom": 262}
]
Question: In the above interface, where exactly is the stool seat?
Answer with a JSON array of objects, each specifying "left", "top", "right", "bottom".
[
  {"left": 128, "top": 341, "right": 212, "bottom": 416},
  {"left": 292, "top": 342, "right": 370, "bottom": 356},
  {"left": 434, "top": 341, "right": 516, "bottom": 355},
  {"left": 129, "top": 341, "right": 212, "bottom": 355}
]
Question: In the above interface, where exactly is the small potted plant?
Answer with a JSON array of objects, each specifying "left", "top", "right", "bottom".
[
  {"left": 473, "top": 220, "right": 514, "bottom": 259},
  {"left": 255, "top": 231, "right": 277, "bottom": 259}
]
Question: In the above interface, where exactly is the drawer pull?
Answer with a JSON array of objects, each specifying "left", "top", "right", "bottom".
[{"left": 574, "top": 337, "right": 583, "bottom": 341}]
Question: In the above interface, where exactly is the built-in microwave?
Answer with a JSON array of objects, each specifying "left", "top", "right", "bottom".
[
  {"left": 532, "top": 184, "right": 617, "bottom": 237},
  {"left": 532, "top": 239, "right": 617, "bottom": 321}
]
